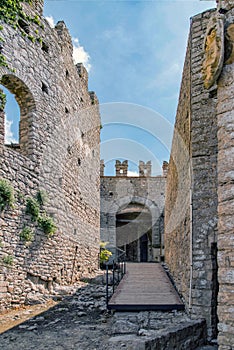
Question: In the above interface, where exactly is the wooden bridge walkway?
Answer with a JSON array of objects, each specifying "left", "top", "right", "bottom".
[{"left": 108, "top": 263, "right": 184, "bottom": 311}]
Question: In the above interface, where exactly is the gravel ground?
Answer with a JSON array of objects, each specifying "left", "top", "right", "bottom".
[{"left": 0, "top": 272, "right": 218, "bottom": 350}]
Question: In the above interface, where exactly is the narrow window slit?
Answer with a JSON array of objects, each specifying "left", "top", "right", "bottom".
[
  {"left": 42, "top": 82, "right": 48, "bottom": 94},
  {"left": 42, "top": 42, "right": 49, "bottom": 53}
]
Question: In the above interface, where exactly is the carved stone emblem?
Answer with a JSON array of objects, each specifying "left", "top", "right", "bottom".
[
  {"left": 225, "top": 24, "right": 234, "bottom": 65},
  {"left": 202, "top": 14, "right": 225, "bottom": 89}
]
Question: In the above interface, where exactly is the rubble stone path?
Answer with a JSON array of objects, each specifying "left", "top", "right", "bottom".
[{"left": 0, "top": 272, "right": 218, "bottom": 350}]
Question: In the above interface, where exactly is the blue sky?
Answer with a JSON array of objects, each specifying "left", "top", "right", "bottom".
[{"left": 2, "top": 0, "right": 216, "bottom": 175}]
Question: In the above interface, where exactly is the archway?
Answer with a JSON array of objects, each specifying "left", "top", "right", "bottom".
[
  {"left": 116, "top": 203, "right": 152, "bottom": 262},
  {"left": 0, "top": 74, "right": 36, "bottom": 156},
  {"left": 0, "top": 85, "right": 20, "bottom": 145}
]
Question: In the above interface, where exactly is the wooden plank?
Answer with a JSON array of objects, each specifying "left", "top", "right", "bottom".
[{"left": 108, "top": 263, "right": 184, "bottom": 311}]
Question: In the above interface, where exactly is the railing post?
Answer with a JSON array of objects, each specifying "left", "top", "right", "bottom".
[
  {"left": 106, "top": 263, "right": 109, "bottom": 308},
  {"left": 105, "top": 247, "right": 126, "bottom": 309},
  {"left": 113, "top": 260, "right": 115, "bottom": 294}
]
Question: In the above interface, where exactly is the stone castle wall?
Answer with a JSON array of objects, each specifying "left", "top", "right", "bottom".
[
  {"left": 216, "top": 3, "right": 234, "bottom": 349},
  {"left": 165, "top": 3, "right": 234, "bottom": 348},
  {"left": 164, "top": 26, "right": 192, "bottom": 312},
  {"left": 0, "top": 1, "right": 100, "bottom": 311},
  {"left": 101, "top": 161, "right": 166, "bottom": 261}
]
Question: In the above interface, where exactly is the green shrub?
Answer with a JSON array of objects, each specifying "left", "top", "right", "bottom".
[
  {"left": 38, "top": 215, "right": 56, "bottom": 236},
  {"left": 100, "top": 241, "right": 112, "bottom": 265},
  {"left": 26, "top": 197, "right": 39, "bottom": 221},
  {"left": 0, "top": 179, "right": 15, "bottom": 211},
  {"left": 3, "top": 255, "right": 13, "bottom": 265},
  {"left": 20, "top": 227, "right": 34, "bottom": 242}
]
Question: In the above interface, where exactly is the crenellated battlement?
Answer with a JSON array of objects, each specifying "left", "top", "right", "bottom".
[
  {"left": 115, "top": 160, "right": 128, "bottom": 176},
  {"left": 55, "top": 21, "right": 73, "bottom": 55},
  {"left": 101, "top": 160, "right": 168, "bottom": 177},
  {"left": 76, "top": 63, "right": 88, "bottom": 88},
  {"left": 139, "top": 160, "right": 151, "bottom": 177},
  {"left": 162, "top": 161, "right": 169, "bottom": 177}
]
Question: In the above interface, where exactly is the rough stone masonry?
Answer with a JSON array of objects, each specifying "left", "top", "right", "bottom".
[
  {"left": 165, "top": 1, "right": 234, "bottom": 349},
  {"left": 0, "top": 0, "right": 100, "bottom": 311},
  {"left": 0, "top": 1, "right": 233, "bottom": 349},
  {"left": 100, "top": 160, "right": 167, "bottom": 262}
]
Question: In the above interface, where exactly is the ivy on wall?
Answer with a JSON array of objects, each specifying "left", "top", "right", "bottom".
[
  {"left": 25, "top": 190, "right": 57, "bottom": 238},
  {"left": 0, "top": 0, "right": 44, "bottom": 70}
]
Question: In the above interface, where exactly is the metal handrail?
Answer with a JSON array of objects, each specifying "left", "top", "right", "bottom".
[{"left": 104, "top": 247, "right": 126, "bottom": 308}]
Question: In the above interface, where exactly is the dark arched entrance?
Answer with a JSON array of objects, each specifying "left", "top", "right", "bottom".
[{"left": 116, "top": 203, "right": 152, "bottom": 262}]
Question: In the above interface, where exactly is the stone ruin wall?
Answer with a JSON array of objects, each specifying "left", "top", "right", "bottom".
[
  {"left": 165, "top": 9, "right": 219, "bottom": 340},
  {"left": 165, "top": 3, "right": 234, "bottom": 348},
  {"left": 0, "top": 0, "right": 100, "bottom": 311},
  {"left": 216, "top": 3, "right": 234, "bottom": 349},
  {"left": 164, "top": 26, "right": 192, "bottom": 312},
  {"left": 100, "top": 161, "right": 167, "bottom": 261}
]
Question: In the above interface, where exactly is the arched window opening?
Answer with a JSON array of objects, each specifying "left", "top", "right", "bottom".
[
  {"left": 0, "top": 75, "right": 36, "bottom": 156},
  {"left": 0, "top": 85, "right": 20, "bottom": 145},
  {"left": 116, "top": 203, "right": 152, "bottom": 262}
]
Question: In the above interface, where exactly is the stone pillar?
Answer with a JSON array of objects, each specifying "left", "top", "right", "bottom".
[
  {"left": 115, "top": 160, "right": 128, "bottom": 176},
  {"left": 139, "top": 161, "right": 151, "bottom": 177},
  {"left": 100, "top": 160, "right": 105, "bottom": 176},
  {"left": 162, "top": 161, "right": 169, "bottom": 177}
]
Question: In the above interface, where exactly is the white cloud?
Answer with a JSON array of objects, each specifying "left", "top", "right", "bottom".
[
  {"left": 44, "top": 18, "right": 91, "bottom": 72},
  {"left": 72, "top": 38, "right": 91, "bottom": 72},
  {"left": 5, "top": 116, "right": 17, "bottom": 144},
  {"left": 127, "top": 171, "right": 139, "bottom": 177},
  {"left": 45, "top": 16, "right": 55, "bottom": 28}
]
